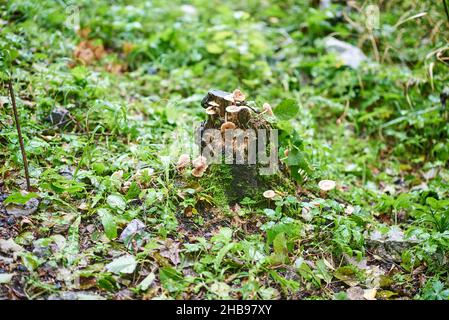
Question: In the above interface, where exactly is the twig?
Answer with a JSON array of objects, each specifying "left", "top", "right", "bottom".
[
  {"left": 8, "top": 78, "right": 31, "bottom": 191},
  {"left": 444, "top": 0, "right": 449, "bottom": 25}
]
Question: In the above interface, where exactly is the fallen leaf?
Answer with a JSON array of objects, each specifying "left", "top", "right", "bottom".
[
  {"left": 364, "top": 288, "right": 377, "bottom": 300},
  {"left": 210, "top": 281, "right": 231, "bottom": 298},
  {"left": 106, "top": 255, "right": 137, "bottom": 274},
  {"left": 0, "top": 238, "right": 24, "bottom": 254},
  {"left": 346, "top": 286, "right": 365, "bottom": 300},
  {"left": 139, "top": 273, "right": 155, "bottom": 291},
  {"left": 0, "top": 273, "right": 14, "bottom": 284},
  {"left": 159, "top": 239, "right": 181, "bottom": 265},
  {"left": 119, "top": 219, "right": 145, "bottom": 242}
]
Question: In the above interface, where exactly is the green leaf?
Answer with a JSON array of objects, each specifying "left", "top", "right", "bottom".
[
  {"left": 4, "top": 192, "right": 39, "bottom": 205},
  {"left": 206, "top": 43, "right": 224, "bottom": 54},
  {"left": 269, "top": 270, "right": 300, "bottom": 292},
  {"left": 214, "top": 242, "right": 235, "bottom": 270},
  {"left": 159, "top": 266, "right": 184, "bottom": 293},
  {"left": 273, "top": 99, "right": 299, "bottom": 121},
  {"left": 334, "top": 266, "right": 360, "bottom": 286},
  {"left": 315, "top": 260, "right": 333, "bottom": 284},
  {"left": 272, "top": 232, "right": 288, "bottom": 263},
  {"left": 266, "top": 222, "right": 301, "bottom": 245},
  {"left": 64, "top": 216, "right": 81, "bottom": 265},
  {"left": 125, "top": 181, "right": 141, "bottom": 200},
  {"left": 98, "top": 208, "right": 117, "bottom": 240},
  {"left": 20, "top": 252, "right": 41, "bottom": 271},
  {"left": 97, "top": 274, "right": 117, "bottom": 292},
  {"left": 106, "top": 255, "right": 137, "bottom": 274},
  {"left": 159, "top": 266, "right": 182, "bottom": 281},
  {"left": 107, "top": 194, "right": 126, "bottom": 211}
]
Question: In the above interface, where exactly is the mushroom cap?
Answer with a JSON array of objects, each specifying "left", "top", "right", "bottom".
[
  {"left": 191, "top": 156, "right": 208, "bottom": 177},
  {"left": 226, "top": 105, "right": 241, "bottom": 113},
  {"left": 206, "top": 107, "right": 217, "bottom": 115},
  {"left": 176, "top": 153, "right": 190, "bottom": 169},
  {"left": 208, "top": 101, "right": 220, "bottom": 107},
  {"left": 192, "top": 166, "right": 207, "bottom": 177},
  {"left": 318, "top": 179, "right": 336, "bottom": 191},
  {"left": 220, "top": 121, "right": 236, "bottom": 132},
  {"left": 262, "top": 103, "right": 274, "bottom": 116},
  {"left": 232, "top": 89, "right": 246, "bottom": 102},
  {"left": 263, "top": 190, "right": 276, "bottom": 199},
  {"left": 192, "top": 155, "right": 208, "bottom": 170}
]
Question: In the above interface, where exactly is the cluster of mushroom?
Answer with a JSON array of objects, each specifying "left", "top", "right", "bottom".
[
  {"left": 176, "top": 154, "right": 208, "bottom": 177},
  {"left": 205, "top": 89, "right": 249, "bottom": 134}
]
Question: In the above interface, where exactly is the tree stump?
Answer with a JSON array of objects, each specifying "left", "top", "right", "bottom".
[{"left": 198, "top": 89, "right": 277, "bottom": 203}]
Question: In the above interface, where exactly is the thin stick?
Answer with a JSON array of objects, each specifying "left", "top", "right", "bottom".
[
  {"left": 8, "top": 78, "right": 31, "bottom": 191},
  {"left": 444, "top": 0, "right": 449, "bottom": 25}
]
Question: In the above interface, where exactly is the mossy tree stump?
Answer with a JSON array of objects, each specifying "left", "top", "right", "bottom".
[{"left": 198, "top": 89, "right": 278, "bottom": 203}]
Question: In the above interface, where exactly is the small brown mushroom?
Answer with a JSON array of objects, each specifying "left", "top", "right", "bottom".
[
  {"left": 192, "top": 167, "right": 207, "bottom": 177},
  {"left": 226, "top": 105, "right": 241, "bottom": 122},
  {"left": 208, "top": 101, "right": 220, "bottom": 107},
  {"left": 261, "top": 103, "right": 274, "bottom": 116},
  {"left": 226, "top": 105, "right": 241, "bottom": 113},
  {"left": 232, "top": 89, "right": 246, "bottom": 103},
  {"left": 263, "top": 190, "right": 276, "bottom": 199},
  {"left": 191, "top": 155, "right": 208, "bottom": 178},
  {"left": 220, "top": 121, "right": 236, "bottom": 133},
  {"left": 206, "top": 107, "right": 216, "bottom": 115},
  {"left": 263, "top": 189, "right": 276, "bottom": 207},
  {"left": 318, "top": 180, "right": 336, "bottom": 191},
  {"left": 176, "top": 153, "right": 190, "bottom": 170}
]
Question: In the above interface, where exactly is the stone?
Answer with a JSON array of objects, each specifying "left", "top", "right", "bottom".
[
  {"left": 324, "top": 36, "right": 367, "bottom": 69},
  {"left": 47, "top": 107, "right": 73, "bottom": 129}
]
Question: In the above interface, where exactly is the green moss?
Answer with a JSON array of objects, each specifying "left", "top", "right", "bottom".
[
  {"left": 199, "top": 163, "right": 295, "bottom": 205},
  {"left": 199, "top": 164, "right": 233, "bottom": 211}
]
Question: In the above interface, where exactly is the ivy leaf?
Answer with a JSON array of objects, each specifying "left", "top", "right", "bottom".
[{"left": 273, "top": 99, "right": 299, "bottom": 121}]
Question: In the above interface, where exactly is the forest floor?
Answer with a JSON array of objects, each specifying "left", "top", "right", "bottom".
[{"left": 1, "top": 0, "right": 449, "bottom": 300}]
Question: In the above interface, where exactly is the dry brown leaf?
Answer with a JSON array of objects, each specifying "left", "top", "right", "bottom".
[{"left": 159, "top": 239, "right": 180, "bottom": 265}]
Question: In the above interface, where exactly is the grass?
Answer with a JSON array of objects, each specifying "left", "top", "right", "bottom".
[{"left": 0, "top": 0, "right": 449, "bottom": 300}]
